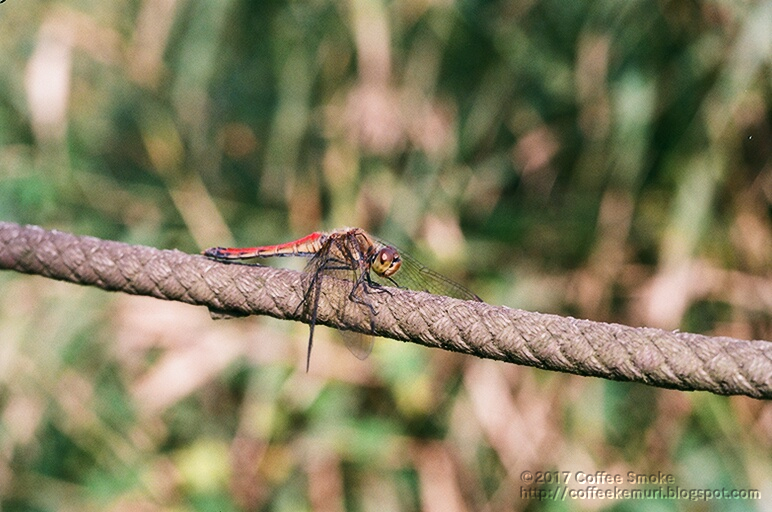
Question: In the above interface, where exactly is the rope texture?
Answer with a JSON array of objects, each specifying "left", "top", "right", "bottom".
[{"left": 1, "top": 222, "right": 770, "bottom": 399}]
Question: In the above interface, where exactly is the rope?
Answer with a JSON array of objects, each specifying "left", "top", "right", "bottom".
[{"left": 1, "top": 221, "right": 770, "bottom": 399}]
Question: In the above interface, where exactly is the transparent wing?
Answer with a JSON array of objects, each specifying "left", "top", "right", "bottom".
[
  {"left": 302, "top": 234, "right": 376, "bottom": 361},
  {"left": 371, "top": 239, "right": 481, "bottom": 302},
  {"left": 341, "top": 331, "right": 374, "bottom": 360}
]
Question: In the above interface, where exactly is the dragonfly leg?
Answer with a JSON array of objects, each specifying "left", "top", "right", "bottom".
[
  {"left": 363, "top": 273, "right": 394, "bottom": 297},
  {"left": 344, "top": 273, "right": 379, "bottom": 334},
  {"left": 349, "top": 294, "right": 376, "bottom": 316}
]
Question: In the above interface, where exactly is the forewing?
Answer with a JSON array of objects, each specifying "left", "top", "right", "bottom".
[{"left": 371, "top": 239, "right": 481, "bottom": 302}]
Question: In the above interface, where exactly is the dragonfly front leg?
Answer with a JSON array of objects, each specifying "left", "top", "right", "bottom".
[{"left": 362, "top": 272, "right": 394, "bottom": 296}]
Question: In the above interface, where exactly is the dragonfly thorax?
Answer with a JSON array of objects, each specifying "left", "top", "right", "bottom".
[{"left": 370, "top": 246, "right": 402, "bottom": 278}]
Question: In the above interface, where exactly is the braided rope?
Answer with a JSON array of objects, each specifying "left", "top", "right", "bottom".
[{"left": 1, "top": 222, "right": 770, "bottom": 399}]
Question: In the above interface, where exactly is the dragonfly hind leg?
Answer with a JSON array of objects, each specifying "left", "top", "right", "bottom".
[{"left": 345, "top": 275, "right": 389, "bottom": 337}]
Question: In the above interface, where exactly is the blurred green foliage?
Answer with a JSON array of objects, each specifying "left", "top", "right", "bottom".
[{"left": 1, "top": 0, "right": 770, "bottom": 510}]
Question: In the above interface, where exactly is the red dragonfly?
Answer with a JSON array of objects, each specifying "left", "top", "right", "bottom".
[{"left": 203, "top": 228, "right": 481, "bottom": 370}]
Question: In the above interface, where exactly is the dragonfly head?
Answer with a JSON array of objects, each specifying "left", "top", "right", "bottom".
[{"left": 371, "top": 246, "right": 402, "bottom": 278}]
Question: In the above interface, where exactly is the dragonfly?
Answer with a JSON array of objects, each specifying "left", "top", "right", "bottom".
[{"left": 203, "top": 228, "right": 481, "bottom": 370}]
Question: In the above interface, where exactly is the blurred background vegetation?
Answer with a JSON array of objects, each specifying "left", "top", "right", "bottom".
[{"left": 1, "top": 0, "right": 770, "bottom": 510}]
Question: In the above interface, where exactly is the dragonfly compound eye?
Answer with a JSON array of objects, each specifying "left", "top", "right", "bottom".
[{"left": 373, "top": 247, "right": 401, "bottom": 277}]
